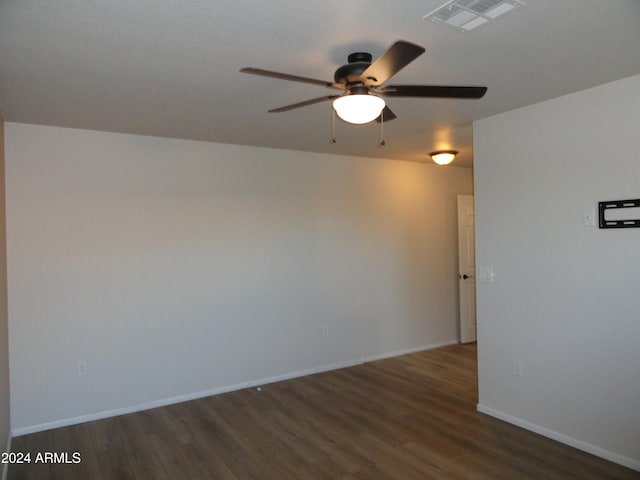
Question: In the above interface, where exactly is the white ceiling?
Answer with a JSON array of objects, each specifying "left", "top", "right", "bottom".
[{"left": 1, "top": 0, "right": 639, "bottom": 167}]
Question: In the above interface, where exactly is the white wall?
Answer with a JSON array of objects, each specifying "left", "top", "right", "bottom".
[
  {"left": 5, "top": 123, "right": 472, "bottom": 433},
  {"left": 0, "top": 112, "right": 11, "bottom": 478},
  {"left": 474, "top": 74, "right": 640, "bottom": 470}
]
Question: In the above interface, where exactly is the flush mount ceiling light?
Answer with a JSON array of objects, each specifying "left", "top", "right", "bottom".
[
  {"left": 332, "top": 87, "right": 386, "bottom": 125},
  {"left": 424, "top": 0, "right": 525, "bottom": 32},
  {"left": 430, "top": 150, "right": 458, "bottom": 165}
]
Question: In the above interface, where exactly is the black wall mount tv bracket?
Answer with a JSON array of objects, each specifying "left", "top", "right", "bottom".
[{"left": 598, "top": 198, "right": 640, "bottom": 229}]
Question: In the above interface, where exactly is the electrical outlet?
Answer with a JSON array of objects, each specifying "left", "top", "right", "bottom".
[
  {"left": 583, "top": 208, "right": 596, "bottom": 227},
  {"left": 76, "top": 360, "right": 88, "bottom": 377},
  {"left": 321, "top": 325, "right": 329, "bottom": 338},
  {"left": 512, "top": 358, "right": 523, "bottom": 377}
]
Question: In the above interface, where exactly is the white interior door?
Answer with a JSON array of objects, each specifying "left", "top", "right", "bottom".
[{"left": 458, "top": 195, "right": 477, "bottom": 343}]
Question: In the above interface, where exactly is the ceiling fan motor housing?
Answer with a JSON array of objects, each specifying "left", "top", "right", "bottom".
[{"left": 334, "top": 52, "right": 374, "bottom": 85}]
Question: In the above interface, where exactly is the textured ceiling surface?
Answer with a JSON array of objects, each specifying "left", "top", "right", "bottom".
[{"left": 1, "top": 0, "right": 639, "bottom": 167}]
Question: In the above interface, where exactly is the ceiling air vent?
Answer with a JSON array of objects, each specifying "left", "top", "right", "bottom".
[{"left": 423, "top": 0, "right": 525, "bottom": 32}]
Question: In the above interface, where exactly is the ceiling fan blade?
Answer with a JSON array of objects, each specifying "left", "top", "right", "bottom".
[
  {"left": 380, "top": 85, "right": 488, "bottom": 99},
  {"left": 268, "top": 95, "right": 340, "bottom": 113},
  {"left": 240, "top": 67, "right": 344, "bottom": 90},
  {"left": 376, "top": 106, "right": 397, "bottom": 123},
  {"left": 361, "top": 40, "right": 426, "bottom": 86}
]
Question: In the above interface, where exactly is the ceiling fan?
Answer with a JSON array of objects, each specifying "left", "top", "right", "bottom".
[{"left": 240, "top": 40, "right": 487, "bottom": 125}]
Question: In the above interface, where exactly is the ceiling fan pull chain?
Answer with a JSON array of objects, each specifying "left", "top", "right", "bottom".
[
  {"left": 330, "top": 108, "right": 337, "bottom": 144},
  {"left": 378, "top": 114, "right": 386, "bottom": 147}
]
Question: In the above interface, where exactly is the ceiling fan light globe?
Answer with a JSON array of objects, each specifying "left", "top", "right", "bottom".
[{"left": 333, "top": 94, "right": 385, "bottom": 125}]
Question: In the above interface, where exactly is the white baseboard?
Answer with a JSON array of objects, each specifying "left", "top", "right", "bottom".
[
  {"left": 12, "top": 340, "right": 458, "bottom": 437},
  {"left": 477, "top": 404, "right": 640, "bottom": 472},
  {"left": 2, "top": 434, "right": 11, "bottom": 480},
  {"left": 362, "top": 340, "right": 458, "bottom": 363}
]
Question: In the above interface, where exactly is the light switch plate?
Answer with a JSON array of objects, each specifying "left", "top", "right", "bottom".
[{"left": 478, "top": 267, "right": 495, "bottom": 283}]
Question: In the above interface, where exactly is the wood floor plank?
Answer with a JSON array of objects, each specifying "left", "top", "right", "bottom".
[{"left": 8, "top": 344, "right": 640, "bottom": 479}]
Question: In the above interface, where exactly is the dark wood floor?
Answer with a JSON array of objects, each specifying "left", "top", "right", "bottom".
[{"left": 9, "top": 344, "right": 639, "bottom": 479}]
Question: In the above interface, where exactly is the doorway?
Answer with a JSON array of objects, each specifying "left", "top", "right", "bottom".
[{"left": 457, "top": 195, "right": 477, "bottom": 343}]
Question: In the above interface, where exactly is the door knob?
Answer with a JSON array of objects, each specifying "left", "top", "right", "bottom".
[{"left": 462, "top": 274, "right": 474, "bottom": 279}]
